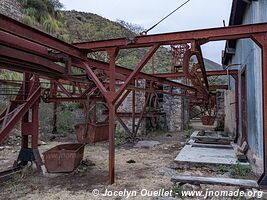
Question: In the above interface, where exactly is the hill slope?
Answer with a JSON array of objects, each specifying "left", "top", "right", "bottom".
[
  {"left": 61, "top": 11, "right": 171, "bottom": 72},
  {"left": 0, "top": 1, "right": 222, "bottom": 73}
]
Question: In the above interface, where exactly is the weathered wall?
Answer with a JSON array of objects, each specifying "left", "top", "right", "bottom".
[
  {"left": 116, "top": 80, "right": 146, "bottom": 136},
  {"left": 227, "top": 0, "right": 266, "bottom": 172},
  {"left": 163, "top": 87, "right": 184, "bottom": 132},
  {"left": 224, "top": 90, "right": 236, "bottom": 133},
  {"left": 116, "top": 81, "right": 185, "bottom": 136},
  {"left": 0, "top": 0, "right": 21, "bottom": 20}
]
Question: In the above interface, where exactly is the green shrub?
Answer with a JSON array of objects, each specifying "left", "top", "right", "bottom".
[
  {"left": 115, "top": 130, "right": 125, "bottom": 146},
  {"left": 56, "top": 103, "right": 76, "bottom": 134},
  {"left": 19, "top": 0, "right": 64, "bottom": 31},
  {"left": 39, "top": 102, "right": 53, "bottom": 133},
  {"left": 231, "top": 162, "right": 251, "bottom": 177},
  {"left": 173, "top": 185, "right": 182, "bottom": 197},
  {"left": 218, "top": 165, "right": 227, "bottom": 174},
  {"left": 215, "top": 119, "right": 224, "bottom": 131},
  {"left": 185, "top": 126, "right": 194, "bottom": 138},
  {"left": 41, "top": 14, "right": 59, "bottom": 33},
  {"left": 22, "top": 14, "right": 35, "bottom": 26}
]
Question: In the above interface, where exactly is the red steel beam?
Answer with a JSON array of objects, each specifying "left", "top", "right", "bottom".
[
  {"left": 0, "top": 45, "right": 65, "bottom": 75},
  {"left": 82, "top": 62, "right": 108, "bottom": 99},
  {"left": 154, "top": 70, "right": 238, "bottom": 78},
  {"left": 0, "top": 14, "right": 86, "bottom": 59},
  {"left": 0, "top": 18, "right": 196, "bottom": 93},
  {"left": 0, "top": 31, "right": 58, "bottom": 61},
  {"left": 114, "top": 45, "right": 159, "bottom": 103},
  {"left": 0, "top": 86, "right": 41, "bottom": 143},
  {"left": 74, "top": 23, "right": 267, "bottom": 51},
  {"left": 85, "top": 59, "right": 196, "bottom": 91}
]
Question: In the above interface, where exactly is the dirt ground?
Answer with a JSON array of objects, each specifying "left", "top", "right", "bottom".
[{"left": 0, "top": 131, "right": 263, "bottom": 200}]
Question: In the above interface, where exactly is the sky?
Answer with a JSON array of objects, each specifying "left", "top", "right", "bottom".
[{"left": 60, "top": 0, "right": 233, "bottom": 64}]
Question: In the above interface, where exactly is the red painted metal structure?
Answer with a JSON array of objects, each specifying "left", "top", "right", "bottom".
[{"left": 0, "top": 13, "right": 267, "bottom": 187}]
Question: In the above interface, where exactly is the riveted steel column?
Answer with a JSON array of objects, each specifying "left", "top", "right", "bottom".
[{"left": 107, "top": 48, "right": 118, "bottom": 184}]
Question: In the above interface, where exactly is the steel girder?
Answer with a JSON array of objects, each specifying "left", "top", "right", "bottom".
[
  {"left": 1, "top": 13, "right": 267, "bottom": 188},
  {"left": 74, "top": 23, "right": 267, "bottom": 51}
]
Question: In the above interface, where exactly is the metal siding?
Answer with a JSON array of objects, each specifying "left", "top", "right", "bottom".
[{"left": 230, "top": 1, "right": 265, "bottom": 158}]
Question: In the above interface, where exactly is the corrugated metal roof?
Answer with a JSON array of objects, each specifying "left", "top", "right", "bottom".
[{"left": 223, "top": 0, "right": 251, "bottom": 65}]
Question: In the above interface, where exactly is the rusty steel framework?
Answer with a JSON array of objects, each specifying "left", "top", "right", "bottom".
[{"left": 1, "top": 13, "right": 267, "bottom": 187}]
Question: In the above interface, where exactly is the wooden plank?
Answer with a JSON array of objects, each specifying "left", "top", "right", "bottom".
[{"left": 171, "top": 175, "right": 258, "bottom": 188}]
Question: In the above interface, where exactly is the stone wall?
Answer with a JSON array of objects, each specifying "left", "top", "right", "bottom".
[
  {"left": 0, "top": 0, "right": 21, "bottom": 20},
  {"left": 116, "top": 80, "right": 146, "bottom": 136},
  {"left": 163, "top": 87, "right": 184, "bottom": 132},
  {"left": 116, "top": 80, "right": 186, "bottom": 136}
]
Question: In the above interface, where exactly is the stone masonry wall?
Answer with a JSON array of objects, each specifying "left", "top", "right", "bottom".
[
  {"left": 116, "top": 80, "right": 146, "bottom": 136},
  {"left": 0, "top": 0, "right": 22, "bottom": 20},
  {"left": 163, "top": 87, "right": 183, "bottom": 132},
  {"left": 117, "top": 81, "right": 186, "bottom": 136}
]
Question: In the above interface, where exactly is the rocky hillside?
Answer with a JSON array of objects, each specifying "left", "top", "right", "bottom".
[
  {"left": 0, "top": 0, "right": 171, "bottom": 73},
  {"left": 61, "top": 11, "right": 171, "bottom": 72}
]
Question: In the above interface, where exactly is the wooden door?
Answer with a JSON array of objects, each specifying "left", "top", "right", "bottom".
[{"left": 241, "top": 69, "right": 248, "bottom": 143}]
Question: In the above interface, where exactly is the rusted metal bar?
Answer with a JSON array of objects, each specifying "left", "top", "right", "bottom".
[
  {"left": 52, "top": 102, "right": 58, "bottom": 134},
  {"left": 116, "top": 114, "right": 132, "bottom": 135},
  {"left": 0, "top": 85, "right": 41, "bottom": 143},
  {"left": 107, "top": 47, "right": 118, "bottom": 184},
  {"left": 0, "top": 30, "right": 58, "bottom": 61},
  {"left": 55, "top": 81, "right": 72, "bottom": 97},
  {"left": 115, "top": 90, "right": 131, "bottom": 110},
  {"left": 135, "top": 93, "right": 151, "bottom": 135},
  {"left": 1, "top": 104, "right": 10, "bottom": 131},
  {"left": 126, "top": 86, "right": 192, "bottom": 97},
  {"left": 132, "top": 89, "right": 136, "bottom": 135},
  {"left": 113, "top": 112, "right": 165, "bottom": 118},
  {"left": 195, "top": 44, "right": 209, "bottom": 91},
  {"left": 31, "top": 100, "right": 39, "bottom": 149},
  {"left": 108, "top": 103, "right": 115, "bottom": 184},
  {"left": 21, "top": 73, "right": 30, "bottom": 149},
  {"left": 85, "top": 59, "right": 197, "bottom": 91},
  {"left": 107, "top": 48, "right": 119, "bottom": 93},
  {"left": 45, "top": 97, "right": 87, "bottom": 102},
  {"left": 0, "top": 14, "right": 86, "bottom": 59},
  {"left": 154, "top": 70, "right": 238, "bottom": 78},
  {"left": 0, "top": 166, "right": 23, "bottom": 182},
  {"left": 114, "top": 45, "right": 159, "bottom": 103},
  {"left": 232, "top": 75, "right": 239, "bottom": 142},
  {"left": 74, "top": 23, "right": 267, "bottom": 51},
  {"left": 0, "top": 45, "right": 65, "bottom": 75},
  {"left": 82, "top": 62, "right": 108, "bottom": 99}
]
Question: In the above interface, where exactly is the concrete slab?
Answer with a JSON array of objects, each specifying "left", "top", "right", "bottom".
[
  {"left": 191, "top": 131, "right": 233, "bottom": 141},
  {"left": 174, "top": 145, "right": 248, "bottom": 166},
  {"left": 191, "top": 143, "right": 233, "bottom": 149},
  {"left": 171, "top": 175, "right": 258, "bottom": 188}
]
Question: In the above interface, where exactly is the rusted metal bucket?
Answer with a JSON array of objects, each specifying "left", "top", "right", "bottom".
[
  {"left": 201, "top": 116, "right": 216, "bottom": 125},
  {"left": 75, "top": 122, "right": 109, "bottom": 144},
  {"left": 43, "top": 143, "right": 84, "bottom": 173}
]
